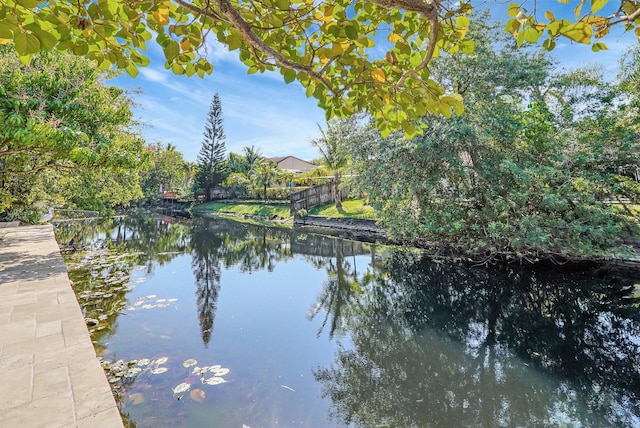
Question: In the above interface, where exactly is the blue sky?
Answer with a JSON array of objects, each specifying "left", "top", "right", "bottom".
[
  {"left": 113, "top": 41, "right": 327, "bottom": 163},
  {"left": 111, "top": 6, "right": 637, "bottom": 163}
]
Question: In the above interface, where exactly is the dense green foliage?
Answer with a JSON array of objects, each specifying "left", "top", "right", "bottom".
[
  {"left": 249, "top": 159, "right": 278, "bottom": 201},
  {"left": 195, "top": 93, "right": 228, "bottom": 201},
  {"left": 2, "top": 0, "right": 637, "bottom": 138},
  {"left": 314, "top": 249, "right": 640, "bottom": 426},
  {"left": 311, "top": 117, "right": 359, "bottom": 208},
  {"left": 347, "top": 20, "right": 640, "bottom": 261},
  {"left": 140, "top": 142, "right": 194, "bottom": 200},
  {"left": 0, "top": 47, "right": 145, "bottom": 220}
]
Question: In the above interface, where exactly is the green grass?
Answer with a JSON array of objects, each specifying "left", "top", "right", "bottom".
[
  {"left": 308, "top": 199, "right": 377, "bottom": 219},
  {"left": 193, "top": 202, "right": 291, "bottom": 219},
  {"left": 608, "top": 203, "right": 640, "bottom": 217}
]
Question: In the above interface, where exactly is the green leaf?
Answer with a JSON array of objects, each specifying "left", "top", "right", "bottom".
[
  {"left": 0, "top": 20, "right": 19, "bottom": 31},
  {"left": 13, "top": 31, "right": 27, "bottom": 55},
  {"left": 131, "top": 50, "right": 150, "bottom": 66},
  {"left": 283, "top": 68, "right": 296, "bottom": 83},
  {"left": 591, "top": 41, "right": 607, "bottom": 51},
  {"left": 32, "top": 28, "right": 58, "bottom": 51},
  {"left": 456, "top": 16, "right": 470, "bottom": 27},
  {"left": 453, "top": 100, "right": 464, "bottom": 116},
  {"left": 523, "top": 27, "right": 541, "bottom": 43},
  {"left": 460, "top": 40, "right": 475, "bottom": 54},
  {"left": 591, "top": 0, "right": 607, "bottom": 13},
  {"left": 574, "top": 2, "right": 583, "bottom": 19},
  {"left": 516, "top": 28, "right": 526, "bottom": 46},
  {"left": 18, "top": 53, "right": 32, "bottom": 65},
  {"left": 395, "top": 41, "right": 411, "bottom": 55},
  {"left": 17, "top": 32, "right": 41, "bottom": 55},
  {"left": 227, "top": 34, "right": 242, "bottom": 51},
  {"left": 185, "top": 62, "right": 195, "bottom": 76},
  {"left": 401, "top": 120, "right": 416, "bottom": 137},
  {"left": 125, "top": 61, "right": 139, "bottom": 77},
  {"left": 16, "top": 0, "right": 38, "bottom": 8},
  {"left": 163, "top": 40, "right": 180, "bottom": 60},
  {"left": 73, "top": 41, "right": 88, "bottom": 55},
  {"left": 344, "top": 23, "right": 358, "bottom": 40},
  {"left": 171, "top": 62, "right": 184, "bottom": 74},
  {"left": 507, "top": 3, "right": 520, "bottom": 16},
  {"left": 559, "top": 22, "right": 592, "bottom": 43}
]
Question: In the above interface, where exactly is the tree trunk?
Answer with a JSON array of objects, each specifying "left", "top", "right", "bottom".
[
  {"left": 263, "top": 184, "right": 267, "bottom": 201},
  {"left": 333, "top": 175, "right": 342, "bottom": 209}
]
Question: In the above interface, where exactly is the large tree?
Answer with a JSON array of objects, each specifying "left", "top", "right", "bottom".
[
  {"left": 0, "top": 47, "right": 145, "bottom": 219},
  {"left": 348, "top": 19, "right": 640, "bottom": 261},
  {"left": 140, "top": 142, "right": 190, "bottom": 199},
  {"left": 0, "top": 0, "right": 633, "bottom": 137},
  {"left": 195, "top": 92, "right": 228, "bottom": 201}
]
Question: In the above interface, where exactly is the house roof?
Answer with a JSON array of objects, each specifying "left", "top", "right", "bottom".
[
  {"left": 269, "top": 156, "right": 288, "bottom": 163},
  {"left": 268, "top": 155, "right": 315, "bottom": 168}
]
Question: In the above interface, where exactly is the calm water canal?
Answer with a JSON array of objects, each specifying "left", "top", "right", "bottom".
[{"left": 55, "top": 213, "right": 640, "bottom": 427}]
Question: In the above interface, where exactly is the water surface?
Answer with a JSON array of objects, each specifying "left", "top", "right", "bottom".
[{"left": 56, "top": 214, "right": 640, "bottom": 427}]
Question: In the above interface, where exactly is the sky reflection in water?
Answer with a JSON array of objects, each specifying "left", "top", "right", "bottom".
[{"left": 56, "top": 214, "right": 640, "bottom": 427}]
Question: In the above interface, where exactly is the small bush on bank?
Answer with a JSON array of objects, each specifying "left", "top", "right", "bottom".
[{"left": 247, "top": 186, "right": 309, "bottom": 200}]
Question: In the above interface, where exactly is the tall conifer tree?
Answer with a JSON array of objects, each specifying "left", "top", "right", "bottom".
[{"left": 195, "top": 92, "right": 228, "bottom": 201}]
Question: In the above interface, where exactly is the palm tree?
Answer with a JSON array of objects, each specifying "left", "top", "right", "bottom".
[
  {"left": 250, "top": 159, "right": 277, "bottom": 201},
  {"left": 310, "top": 117, "right": 361, "bottom": 208},
  {"left": 243, "top": 146, "right": 263, "bottom": 173}
]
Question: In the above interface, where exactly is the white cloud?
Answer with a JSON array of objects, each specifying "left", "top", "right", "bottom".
[{"left": 139, "top": 67, "right": 168, "bottom": 83}]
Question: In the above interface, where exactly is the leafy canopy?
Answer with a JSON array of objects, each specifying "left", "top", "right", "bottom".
[
  {"left": 1, "top": 0, "right": 632, "bottom": 137},
  {"left": 0, "top": 47, "right": 145, "bottom": 218},
  {"left": 346, "top": 18, "right": 640, "bottom": 262}
]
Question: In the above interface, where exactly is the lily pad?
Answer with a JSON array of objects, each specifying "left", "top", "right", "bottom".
[
  {"left": 155, "top": 357, "right": 169, "bottom": 365},
  {"left": 137, "top": 359, "right": 151, "bottom": 366},
  {"left": 126, "top": 367, "right": 142, "bottom": 377},
  {"left": 183, "top": 358, "right": 198, "bottom": 368},
  {"left": 203, "top": 376, "right": 226, "bottom": 386},
  {"left": 150, "top": 367, "right": 168, "bottom": 375},
  {"left": 173, "top": 382, "right": 191, "bottom": 394},
  {"left": 213, "top": 367, "right": 230, "bottom": 376}
]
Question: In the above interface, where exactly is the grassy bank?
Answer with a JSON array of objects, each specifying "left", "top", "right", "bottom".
[
  {"left": 192, "top": 201, "right": 291, "bottom": 219},
  {"left": 308, "top": 199, "right": 377, "bottom": 219},
  {"left": 191, "top": 199, "right": 377, "bottom": 221}
]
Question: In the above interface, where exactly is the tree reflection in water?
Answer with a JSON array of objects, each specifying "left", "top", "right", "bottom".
[
  {"left": 314, "top": 250, "right": 640, "bottom": 427},
  {"left": 189, "top": 219, "right": 223, "bottom": 347},
  {"left": 59, "top": 214, "right": 640, "bottom": 426},
  {"left": 306, "top": 238, "right": 374, "bottom": 339},
  {"left": 189, "top": 218, "right": 296, "bottom": 346},
  {"left": 56, "top": 215, "right": 191, "bottom": 351}
]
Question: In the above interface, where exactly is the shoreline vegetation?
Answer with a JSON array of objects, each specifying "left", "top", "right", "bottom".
[{"left": 185, "top": 199, "right": 640, "bottom": 267}]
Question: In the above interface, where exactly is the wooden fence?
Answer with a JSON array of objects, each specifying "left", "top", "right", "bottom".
[{"left": 290, "top": 182, "right": 349, "bottom": 215}]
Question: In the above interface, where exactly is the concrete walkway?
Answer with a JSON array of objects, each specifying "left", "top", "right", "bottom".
[{"left": 0, "top": 225, "right": 122, "bottom": 428}]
